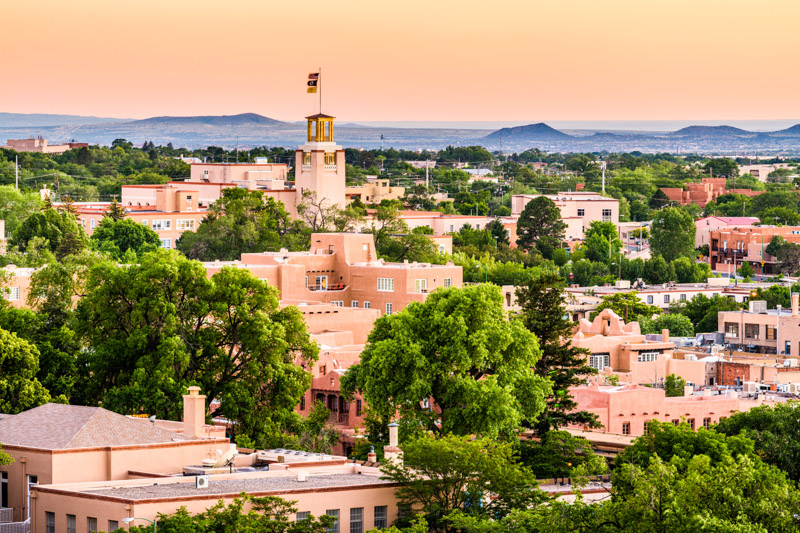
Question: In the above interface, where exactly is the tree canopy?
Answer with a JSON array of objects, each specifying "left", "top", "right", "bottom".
[
  {"left": 649, "top": 207, "right": 696, "bottom": 262},
  {"left": 515, "top": 197, "right": 566, "bottom": 258}
]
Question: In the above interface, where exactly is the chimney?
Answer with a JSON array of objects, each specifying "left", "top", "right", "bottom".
[
  {"left": 662, "top": 329, "right": 669, "bottom": 343},
  {"left": 383, "top": 422, "right": 402, "bottom": 464},
  {"left": 367, "top": 445, "right": 377, "bottom": 463},
  {"left": 792, "top": 293, "right": 798, "bottom": 317},
  {"left": 182, "top": 386, "right": 207, "bottom": 438}
]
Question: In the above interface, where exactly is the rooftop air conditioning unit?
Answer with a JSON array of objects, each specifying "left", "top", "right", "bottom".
[{"left": 196, "top": 475, "right": 209, "bottom": 489}]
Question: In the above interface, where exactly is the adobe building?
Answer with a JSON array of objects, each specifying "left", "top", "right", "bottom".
[
  {"left": 708, "top": 225, "right": 800, "bottom": 275},
  {"left": 1, "top": 136, "right": 87, "bottom": 155},
  {"left": 0, "top": 390, "right": 228, "bottom": 524},
  {"left": 695, "top": 216, "right": 759, "bottom": 250},
  {"left": 346, "top": 179, "right": 405, "bottom": 205},
  {"left": 572, "top": 309, "right": 706, "bottom": 386},
  {"left": 660, "top": 177, "right": 763, "bottom": 208},
  {"left": 511, "top": 192, "right": 619, "bottom": 241}
]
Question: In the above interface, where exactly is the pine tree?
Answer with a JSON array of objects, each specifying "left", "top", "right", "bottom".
[
  {"left": 516, "top": 271, "right": 601, "bottom": 435},
  {"left": 106, "top": 198, "right": 126, "bottom": 221}
]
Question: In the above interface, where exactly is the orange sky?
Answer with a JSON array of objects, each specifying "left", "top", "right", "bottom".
[{"left": 2, "top": 0, "right": 799, "bottom": 122}]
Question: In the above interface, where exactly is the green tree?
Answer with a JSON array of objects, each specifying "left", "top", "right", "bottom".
[
  {"left": 766, "top": 235, "right": 785, "bottom": 258},
  {"left": 777, "top": 242, "right": 800, "bottom": 275},
  {"left": 642, "top": 254, "right": 673, "bottom": 284},
  {"left": 716, "top": 401, "right": 800, "bottom": 482},
  {"left": 670, "top": 293, "right": 742, "bottom": 333},
  {"left": 296, "top": 401, "right": 340, "bottom": 454},
  {"left": 341, "top": 284, "right": 551, "bottom": 439},
  {"left": 759, "top": 206, "right": 800, "bottom": 226},
  {"left": 664, "top": 373, "right": 686, "bottom": 397},
  {"left": 487, "top": 219, "right": 509, "bottom": 246},
  {"left": 105, "top": 198, "right": 126, "bottom": 221},
  {"left": 737, "top": 260, "right": 754, "bottom": 279},
  {"left": 516, "top": 430, "right": 604, "bottom": 479},
  {"left": 90, "top": 217, "right": 161, "bottom": 260},
  {"left": 74, "top": 250, "right": 318, "bottom": 445},
  {"left": 582, "top": 221, "right": 622, "bottom": 264},
  {"left": 380, "top": 434, "right": 546, "bottom": 532},
  {"left": 0, "top": 186, "right": 43, "bottom": 236},
  {"left": 703, "top": 157, "right": 738, "bottom": 178},
  {"left": 650, "top": 207, "right": 695, "bottom": 262},
  {"left": 0, "top": 326, "right": 51, "bottom": 413},
  {"left": 9, "top": 207, "right": 89, "bottom": 260},
  {"left": 515, "top": 197, "right": 566, "bottom": 258},
  {"left": 590, "top": 291, "right": 661, "bottom": 324},
  {"left": 639, "top": 313, "right": 694, "bottom": 337},
  {"left": 516, "top": 272, "right": 600, "bottom": 435},
  {"left": 177, "top": 189, "right": 310, "bottom": 261}
]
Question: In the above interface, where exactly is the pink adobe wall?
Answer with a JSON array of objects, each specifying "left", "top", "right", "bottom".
[
  {"left": 189, "top": 162, "right": 289, "bottom": 183},
  {"left": 32, "top": 467, "right": 399, "bottom": 533},
  {"left": 2, "top": 268, "right": 32, "bottom": 309}
]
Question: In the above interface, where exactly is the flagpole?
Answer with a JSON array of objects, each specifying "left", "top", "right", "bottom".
[{"left": 318, "top": 67, "right": 322, "bottom": 115}]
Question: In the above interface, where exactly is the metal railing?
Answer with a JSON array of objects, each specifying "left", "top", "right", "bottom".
[
  {"left": 0, "top": 509, "right": 12, "bottom": 524},
  {"left": 0, "top": 518, "right": 29, "bottom": 533},
  {"left": 308, "top": 283, "right": 347, "bottom": 292}
]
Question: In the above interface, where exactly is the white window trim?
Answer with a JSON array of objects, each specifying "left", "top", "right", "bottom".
[{"left": 377, "top": 277, "right": 394, "bottom": 292}]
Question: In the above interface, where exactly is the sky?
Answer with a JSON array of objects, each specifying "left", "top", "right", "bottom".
[{"left": 2, "top": 0, "right": 799, "bottom": 123}]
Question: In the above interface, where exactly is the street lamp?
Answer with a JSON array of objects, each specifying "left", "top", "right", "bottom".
[{"left": 122, "top": 517, "right": 156, "bottom": 532}]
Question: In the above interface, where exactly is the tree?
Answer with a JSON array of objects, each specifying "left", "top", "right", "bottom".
[
  {"left": 74, "top": 250, "right": 318, "bottom": 445},
  {"left": 105, "top": 198, "right": 126, "bottom": 221},
  {"left": 90, "top": 217, "right": 161, "bottom": 260},
  {"left": 642, "top": 254, "right": 673, "bottom": 284},
  {"left": 582, "top": 221, "right": 622, "bottom": 264},
  {"left": 128, "top": 494, "right": 334, "bottom": 532},
  {"left": 766, "top": 235, "right": 786, "bottom": 258},
  {"left": 487, "top": 219, "right": 509, "bottom": 246},
  {"left": 0, "top": 327, "right": 51, "bottom": 413},
  {"left": 639, "top": 313, "right": 693, "bottom": 337},
  {"left": 515, "top": 197, "right": 566, "bottom": 258},
  {"left": 716, "top": 401, "right": 800, "bottom": 482},
  {"left": 759, "top": 206, "right": 800, "bottom": 226},
  {"left": 0, "top": 445, "right": 10, "bottom": 467},
  {"left": 177, "top": 188, "right": 310, "bottom": 261},
  {"left": 737, "top": 260, "right": 754, "bottom": 279},
  {"left": 0, "top": 185, "right": 43, "bottom": 236},
  {"left": 341, "top": 284, "right": 551, "bottom": 439},
  {"left": 9, "top": 207, "right": 89, "bottom": 260},
  {"left": 648, "top": 188, "right": 673, "bottom": 209},
  {"left": 703, "top": 157, "right": 738, "bottom": 178},
  {"left": 650, "top": 207, "right": 695, "bottom": 262},
  {"left": 664, "top": 373, "right": 686, "bottom": 397},
  {"left": 590, "top": 292, "right": 661, "bottom": 324},
  {"left": 380, "top": 434, "right": 546, "bottom": 532},
  {"left": 777, "top": 242, "right": 800, "bottom": 275},
  {"left": 516, "top": 430, "right": 604, "bottom": 479},
  {"left": 296, "top": 401, "right": 340, "bottom": 454},
  {"left": 516, "top": 272, "right": 600, "bottom": 435},
  {"left": 670, "top": 293, "right": 742, "bottom": 333}
]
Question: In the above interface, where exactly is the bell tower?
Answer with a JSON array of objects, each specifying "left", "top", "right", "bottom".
[{"left": 295, "top": 114, "right": 346, "bottom": 210}]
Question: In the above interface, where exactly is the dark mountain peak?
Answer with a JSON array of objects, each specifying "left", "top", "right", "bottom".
[
  {"left": 130, "top": 113, "right": 285, "bottom": 127},
  {"left": 670, "top": 125, "right": 752, "bottom": 137},
  {"left": 770, "top": 124, "right": 800, "bottom": 137},
  {"left": 484, "top": 122, "right": 571, "bottom": 141}
]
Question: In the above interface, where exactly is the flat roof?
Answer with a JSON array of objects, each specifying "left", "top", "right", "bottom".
[{"left": 80, "top": 473, "right": 392, "bottom": 501}]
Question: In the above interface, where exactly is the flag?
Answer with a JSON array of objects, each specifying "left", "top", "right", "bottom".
[
  {"left": 307, "top": 87, "right": 317, "bottom": 93},
  {"left": 307, "top": 80, "right": 318, "bottom": 87},
  {"left": 308, "top": 73, "right": 319, "bottom": 80}
]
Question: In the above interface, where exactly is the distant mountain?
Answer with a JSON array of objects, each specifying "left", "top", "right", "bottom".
[
  {"left": 123, "top": 113, "right": 286, "bottom": 127},
  {"left": 771, "top": 124, "right": 800, "bottom": 137},
  {"left": 483, "top": 122, "right": 571, "bottom": 142},
  {"left": 670, "top": 125, "right": 753, "bottom": 137},
  {"left": 0, "top": 112, "right": 126, "bottom": 127}
]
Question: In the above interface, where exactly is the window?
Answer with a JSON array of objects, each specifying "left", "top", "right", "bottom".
[
  {"left": 351, "top": 300, "right": 359, "bottom": 308},
  {"left": 203, "top": 169, "right": 209, "bottom": 176},
  {"left": 176, "top": 219, "right": 195, "bottom": 230},
  {"left": 622, "top": 422, "right": 631, "bottom": 435},
  {"left": 363, "top": 301, "right": 371, "bottom": 309},
  {"left": 108, "top": 520, "right": 119, "bottom": 532},
  {"left": 356, "top": 399, "right": 362, "bottom": 416},
  {"left": 443, "top": 277, "right": 452, "bottom": 288},
  {"left": 602, "top": 209, "right": 612, "bottom": 222},
  {"left": 315, "top": 275, "right": 328, "bottom": 289},
  {"left": 90, "top": 218, "right": 96, "bottom": 229},
  {"left": 88, "top": 517, "right": 98, "bottom": 532},
  {"left": 449, "top": 225, "right": 454, "bottom": 232},
  {"left": 326, "top": 509, "right": 340, "bottom": 533},
  {"left": 415, "top": 279, "right": 428, "bottom": 293},
  {"left": 672, "top": 419, "right": 679, "bottom": 426},
  {"left": 766, "top": 326, "right": 777, "bottom": 340},
  {"left": 377, "top": 278, "right": 394, "bottom": 292},
  {"left": 305, "top": 276, "right": 309, "bottom": 288},
  {"left": 644, "top": 421, "right": 652, "bottom": 436},
  {"left": 332, "top": 300, "right": 344, "bottom": 307},
  {"left": 319, "top": 364, "right": 327, "bottom": 375},
  {"left": 588, "top": 354, "right": 610, "bottom": 371},
  {"left": 4, "top": 287, "right": 19, "bottom": 301},
  {"left": 67, "top": 514, "right": 77, "bottom": 533},
  {"left": 303, "top": 153, "right": 311, "bottom": 165},
  {"left": 374, "top": 506, "right": 388, "bottom": 529},
  {"left": 325, "top": 152, "right": 336, "bottom": 166},
  {"left": 725, "top": 322, "right": 739, "bottom": 338},
  {"left": 297, "top": 512, "right": 310, "bottom": 522},
  {"left": 27, "top": 475, "right": 37, "bottom": 519},
  {"left": 350, "top": 508, "right": 363, "bottom": 533},
  {"left": 160, "top": 238, "right": 171, "bottom": 249},
  {"left": 141, "top": 219, "right": 147, "bottom": 226},
  {"left": 688, "top": 418, "right": 695, "bottom": 430},
  {"left": 385, "top": 303, "right": 393, "bottom": 315},
  {"left": 1, "top": 471, "right": 7, "bottom": 508},
  {"left": 152, "top": 220, "right": 171, "bottom": 231},
  {"left": 703, "top": 418, "right": 711, "bottom": 429},
  {"left": 300, "top": 395, "right": 305, "bottom": 411},
  {"left": 664, "top": 295, "right": 670, "bottom": 304},
  {"left": 637, "top": 352, "right": 659, "bottom": 362},
  {"left": 680, "top": 294, "right": 686, "bottom": 302},
  {"left": 45, "top": 512, "right": 55, "bottom": 533},
  {"left": 786, "top": 341, "right": 792, "bottom": 356},
  {"left": 577, "top": 208, "right": 585, "bottom": 217},
  {"left": 745, "top": 323, "right": 760, "bottom": 339},
  {"left": 647, "top": 295, "right": 654, "bottom": 304}
]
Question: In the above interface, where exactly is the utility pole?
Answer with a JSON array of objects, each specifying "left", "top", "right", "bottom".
[
  {"left": 15, "top": 155, "right": 19, "bottom": 189},
  {"left": 425, "top": 160, "right": 430, "bottom": 189},
  {"left": 601, "top": 160, "right": 607, "bottom": 193}
]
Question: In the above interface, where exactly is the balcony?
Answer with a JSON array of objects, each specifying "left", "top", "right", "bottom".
[{"left": 308, "top": 283, "right": 347, "bottom": 292}]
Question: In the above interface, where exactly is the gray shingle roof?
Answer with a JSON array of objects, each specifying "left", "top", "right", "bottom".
[{"left": 0, "top": 403, "right": 187, "bottom": 450}]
